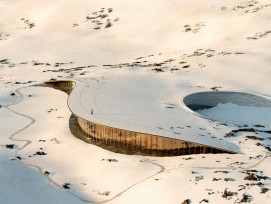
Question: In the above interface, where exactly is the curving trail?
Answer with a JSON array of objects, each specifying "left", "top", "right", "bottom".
[
  {"left": 94, "top": 157, "right": 165, "bottom": 204},
  {"left": 6, "top": 87, "right": 33, "bottom": 154},
  {"left": 5, "top": 87, "right": 64, "bottom": 189}
]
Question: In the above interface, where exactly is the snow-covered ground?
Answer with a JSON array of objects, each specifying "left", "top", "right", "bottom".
[
  {"left": 0, "top": 0, "right": 271, "bottom": 203},
  {"left": 197, "top": 103, "right": 271, "bottom": 126}
]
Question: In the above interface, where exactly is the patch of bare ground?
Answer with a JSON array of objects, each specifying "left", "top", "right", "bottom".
[
  {"left": 0, "top": 32, "right": 10, "bottom": 40},
  {"left": 73, "top": 7, "right": 119, "bottom": 30},
  {"left": 183, "top": 22, "right": 205, "bottom": 33},
  {"left": 18, "top": 18, "right": 35, "bottom": 29},
  {"left": 232, "top": 0, "right": 271, "bottom": 14},
  {"left": 247, "top": 30, "right": 271, "bottom": 40}
]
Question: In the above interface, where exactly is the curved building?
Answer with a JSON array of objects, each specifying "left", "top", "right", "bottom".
[{"left": 45, "top": 74, "right": 240, "bottom": 156}]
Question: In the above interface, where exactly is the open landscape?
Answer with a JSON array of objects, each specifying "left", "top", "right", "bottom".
[{"left": 0, "top": 0, "right": 271, "bottom": 203}]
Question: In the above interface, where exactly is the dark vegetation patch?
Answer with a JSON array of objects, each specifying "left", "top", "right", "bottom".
[
  {"left": 100, "top": 48, "right": 244, "bottom": 74},
  {"left": 79, "top": 71, "right": 88, "bottom": 75},
  {"left": 245, "top": 135, "right": 264, "bottom": 141},
  {"left": 182, "top": 64, "right": 190, "bottom": 69},
  {"left": 5, "top": 144, "right": 15, "bottom": 149},
  {"left": 229, "top": 161, "right": 246, "bottom": 166},
  {"left": 0, "top": 58, "right": 16, "bottom": 67},
  {"left": 63, "top": 183, "right": 71, "bottom": 189},
  {"left": 50, "top": 138, "right": 60, "bottom": 144},
  {"left": 213, "top": 178, "right": 222, "bottom": 181},
  {"left": 232, "top": 0, "right": 271, "bottom": 14},
  {"left": 247, "top": 30, "right": 271, "bottom": 40},
  {"left": 225, "top": 128, "right": 271, "bottom": 151},
  {"left": 183, "top": 22, "right": 205, "bottom": 33},
  {"left": 74, "top": 7, "right": 118, "bottom": 30},
  {"left": 244, "top": 174, "right": 269, "bottom": 181},
  {"left": 32, "top": 61, "right": 51, "bottom": 66},
  {"left": 0, "top": 59, "right": 9, "bottom": 64},
  {"left": 187, "top": 49, "right": 243, "bottom": 58},
  {"left": 105, "top": 21, "right": 112, "bottom": 28},
  {"left": 214, "top": 170, "right": 230, "bottom": 174},
  {"left": 164, "top": 103, "right": 177, "bottom": 109},
  {"left": 238, "top": 182, "right": 264, "bottom": 191},
  {"left": 222, "top": 189, "right": 237, "bottom": 199},
  {"left": 240, "top": 193, "right": 253, "bottom": 203},
  {"left": 14, "top": 81, "right": 36, "bottom": 85},
  {"left": 242, "top": 170, "right": 270, "bottom": 181},
  {"left": 54, "top": 62, "right": 74, "bottom": 67},
  {"left": 1, "top": 58, "right": 92, "bottom": 78},
  {"left": 98, "top": 191, "right": 111, "bottom": 196},
  {"left": 183, "top": 157, "right": 194, "bottom": 160},
  {"left": 210, "top": 86, "right": 222, "bottom": 91},
  {"left": 253, "top": 124, "right": 265, "bottom": 128},
  {"left": 249, "top": 155, "right": 263, "bottom": 160},
  {"left": 225, "top": 128, "right": 260, "bottom": 137},
  {"left": 152, "top": 67, "right": 165, "bottom": 72},
  {"left": 191, "top": 171, "right": 198, "bottom": 174},
  {"left": 181, "top": 199, "right": 191, "bottom": 204},
  {"left": 195, "top": 175, "right": 204, "bottom": 181},
  {"left": 0, "top": 33, "right": 10, "bottom": 41},
  {"left": 198, "top": 63, "right": 206, "bottom": 68},
  {"left": 224, "top": 178, "right": 235, "bottom": 182},
  {"left": 20, "top": 18, "right": 35, "bottom": 29},
  {"left": 170, "top": 67, "right": 179, "bottom": 72},
  {"left": 47, "top": 108, "right": 58, "bottom": 113},
  {"left": 264, "top": 146, "right": 271, "bottom": 152},
  {"left": 43, "top": 65, "right": 96, "bottom": 74},
  {"left": 261, "top": 187, "right": 269, "bottom": 194},
  {"left": 34, "top": 151, "right": 47, "bottom": 156},
  {"left": 101, "top": 158, "right": 118, "bottom": 162},
  {"left": 30, "top": 60, "right": 73, "bottom": 68},
  {"left": 135, "top": 54, "right": 154, "bottom": 60}
]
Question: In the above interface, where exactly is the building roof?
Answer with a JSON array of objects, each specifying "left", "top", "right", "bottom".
[{"left": 68, "top": 72, "right": 240, "bottom": 152}]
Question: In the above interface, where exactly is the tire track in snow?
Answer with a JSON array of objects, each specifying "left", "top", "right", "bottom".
[
  {"left": 58, "top": 156, "right": 165, "bottom": 203},
  {"left": 93, "top": 157, "right": 165, "bottom": 204},
  {"left": 5, "top": 87, "right": 64, "bottom": 189}
]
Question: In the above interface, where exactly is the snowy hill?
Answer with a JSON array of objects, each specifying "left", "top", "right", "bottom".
[{"left": 0, "top": 0, "right": 271, "bottom": 203}]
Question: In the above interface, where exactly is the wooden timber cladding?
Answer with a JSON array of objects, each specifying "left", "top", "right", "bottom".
[
  {"left": 45, "top": 80, "right": 236, "bottom": 156},
  {"left": 45, "top": 80, "right": 76, "bottom": 95}
]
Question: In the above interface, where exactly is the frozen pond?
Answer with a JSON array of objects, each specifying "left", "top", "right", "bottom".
[{"left": 183, "top": 92, "right": 271, "bottom": 126}]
